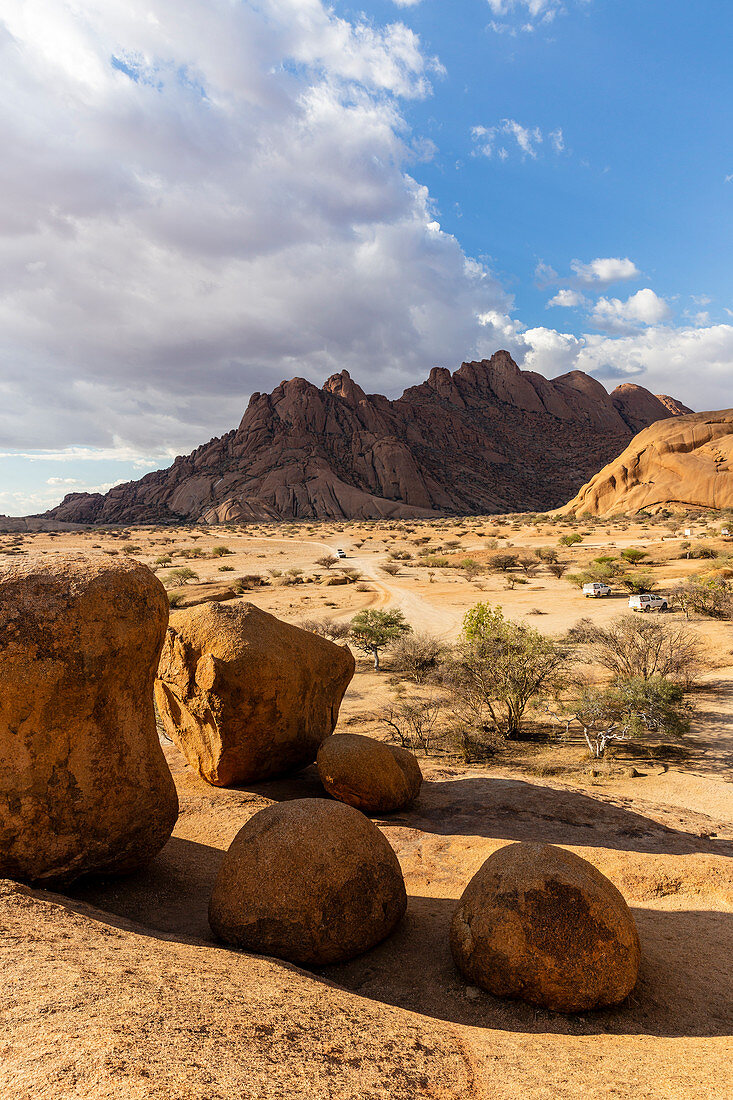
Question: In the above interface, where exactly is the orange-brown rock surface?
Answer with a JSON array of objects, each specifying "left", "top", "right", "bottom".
[
  {"left": 40, "top": 352, "right": 685, "bottom": 523},
  {"left": 0, "top": 555, "right": 178, "bottom": 884},
  {"left": 450, "top": 842, "right": 641, "bottom": 1013},
  {"left": 317, "top": 732, "right": 422, "bottom": 813},
  {"left": 155, "top": 602, "right": 355, "bottom": 786},
  {"left": 209, "top": 798, "right": 407, "bottom": 964},
  {"left": 560, "top": 409, "right": 733, "bottom": 516}
]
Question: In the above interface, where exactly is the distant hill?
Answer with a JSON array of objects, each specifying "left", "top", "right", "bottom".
[
  {"left": 559, "top": 409, "right": 733, "bottom": 517},
  {"left": 35, "top": 351, "right": 688, "bottom": 524}
]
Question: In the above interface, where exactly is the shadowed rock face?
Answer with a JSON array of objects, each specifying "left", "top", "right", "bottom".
[
  {"left": 0, "top": 555, "right": 178, "bottom": 885},
  {"left": 560, "top": 409, "right": 733, "bottom": 517},
  {"left": 40, "top": 352, "right": 684, "bottom": 523}
]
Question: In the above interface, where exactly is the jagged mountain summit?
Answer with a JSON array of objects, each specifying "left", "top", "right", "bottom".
[{"left": 42, "top": 352, "right": 690, "bottom": 524}]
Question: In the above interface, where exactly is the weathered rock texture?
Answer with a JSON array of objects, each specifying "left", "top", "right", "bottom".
[
  {"left": 317, "top": 733, "right": 422, "bottom": 813},
  {"left": 209, "top": 798, "right": 407, "bottom": 964},
  {"left": 560, "top": 410, "right": 733, "bottom": 517},
  {"left": 155, "top": 602, "right": 355, "bottom": 786},
  {"left": 0, "top": 555, "right": 178, "bottom": 884},
  {"left": 41, "top": 352, "right": 686, "bottom": 523},
  {"left": 450, "top": 842, "right": 641, "bottom": 1013}
]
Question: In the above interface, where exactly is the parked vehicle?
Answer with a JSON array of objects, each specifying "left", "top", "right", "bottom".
[
  {"left": 583, "top": 582, "right": 612, "bottom": 598},
  {"left": 628, "top": 593, "right": 668, "bottom": 612},
  {"left": 335, "top": 548, "right": 347, "bottom": 558}
]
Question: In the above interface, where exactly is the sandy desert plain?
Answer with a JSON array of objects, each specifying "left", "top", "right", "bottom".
[{"left": 3, "top": 511, "right": 732, "bottom": 1100}]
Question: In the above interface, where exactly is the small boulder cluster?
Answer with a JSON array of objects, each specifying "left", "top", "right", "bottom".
[{"left": 0, "top": 553, "right": 641, "bottom": 1013}]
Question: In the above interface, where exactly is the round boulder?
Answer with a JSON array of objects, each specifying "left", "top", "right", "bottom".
[
  {"left": 450, "top": 842, "right": 640, "bottom": 1013},
  {"left": 209, "top": 798, "right": 407, "bottom": 965},
  {"left": 0, "top": 554, "right": 178, "bottom": 885},
  {"left": 155, "top": 602, "right": 355, "bottom": 786},
  {"left": 317, "top": 733, "right": 422, "bottom": 813}
]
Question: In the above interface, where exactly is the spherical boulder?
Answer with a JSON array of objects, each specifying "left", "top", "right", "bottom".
[
  {"left": 317, "top": 733, "right": 422, "bottom": 813},
  {"left": 209, "top": 798, "right": 407, "bottom": 965},
  {"left": 155, "top": 602, "right": 355, "bottom": 786},
  {"left": 0, "top": 554, "right": 178, "bottom": 885},
  {"left": 450, "top": 842, "right": 640, "bottom": 1013}
]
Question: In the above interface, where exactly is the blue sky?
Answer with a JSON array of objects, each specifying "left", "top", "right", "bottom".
[
  {"left": 0, "top": 0, "right": 730, "bottom": 515},
  {"left": 361, "top": 0, "right": 733, "bottom": 333}
]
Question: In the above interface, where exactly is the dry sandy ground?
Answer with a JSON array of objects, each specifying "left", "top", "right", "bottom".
[{"left": 1, "top": 515, "right": 732, "bottom": 1098}]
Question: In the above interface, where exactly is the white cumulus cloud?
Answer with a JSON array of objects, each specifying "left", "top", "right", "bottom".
[
  {"left": 590, "top": 288, "right": 671, "bottom": 333},
  {"left": 570, "top": 257, "right": 641, "bottom": 285},
  {"left": 547, "top": 289, "right": 587, "bottom": 308}
]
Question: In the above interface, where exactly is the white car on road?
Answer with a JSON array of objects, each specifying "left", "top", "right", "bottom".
[
  {"left": 628, "top": 593, "right": 668, "bottom": 612},
  {"left": 335, "top": 548, "right": 347, "bottom": 558}
]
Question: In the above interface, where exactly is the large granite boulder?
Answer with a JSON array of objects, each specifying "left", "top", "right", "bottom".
[
  {"left": 0, "top": 554, "right": 178, "bottom": 885},
  {"left": 209, "top": 798, "right": 406, "bottom": 965},
  {"left": 317, "top": 733, "right": 422, "bottom": 813},
  {"left": 450, "top": 842, "right": 641, "bottom": 1012},
  {"left": 155, "top": 602, "right": 355, "bottom": 786}
]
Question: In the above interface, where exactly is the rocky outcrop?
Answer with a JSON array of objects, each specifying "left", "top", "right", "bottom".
[
  {"left": 0, "top": 555, "right": 178, "bottom": 885},
  {"left": 155, "top": 602, "right": 355, "bottom": 786},
  {"left": 42, "top": 352, "right": 686, "bottom": 523},
  {"left": 209, "top": 799, "right": 407, "bottom": 965},
  {"left": 560, "top": 409, "right": 733, "bottom": 516},
  {"left": 450, "top": 842, "right": 640, "bottom": 1012},
  {"left": 317, "top": 733, "right": 422, "bottom": 813}
]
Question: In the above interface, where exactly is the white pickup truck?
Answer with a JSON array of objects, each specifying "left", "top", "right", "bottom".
[
  {"left": 628, "top": 593, "right": 668, "bottom": 612},
  {"left": 583, "top": 582, "right": 612, "bottom": 598}
]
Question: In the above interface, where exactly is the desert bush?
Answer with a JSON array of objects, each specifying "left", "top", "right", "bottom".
[
  {"left": 390, "top": 631, "right": 445, "bottom": 683},
  {"left": 488, "top": 553, "right": 518, "bottom": 573},
  {"left": 211, "top": 546, "right": 232, "bottom": 557},
  {"left": 168, "top": 592, "right": 185, "bottom": 608},
  {"left": 382, "top": 562, "right": 401, "bottom": 576},
  {"left": 548, "top": 677, "right": 691, "bottom": 759},
  {"left": 559, "top": 533, "right": 583, "bottom": 547},
  {"left": 380, "top": 695, "right": 445, "bottom": 755},
  {"left": 535, "top": 546, "right": 558, "bottom": 563},
  {"left": 547, "top": 562, "right": 568, "bottom": 579},
  {"left": 349, "top": 608, "right": 412, "bottom": 671},
  {"left": 671, "top": 577, "right": 733, "bottom": 619},
  {"left": 315, "top": 554, "right": 339, "bottom": 570},
  {"left": 163, "top": 567, "right": 199, "bottom": 587},
  {"left": 618, "top": 572, "right": 657, "bottom": 594},
  {"left": 297, "top": 617, "right": 351, "bottom": 643},
  {"left": 620, "top": 548, "right": 648, "bottom": 566},
  {"left": 440, "top": 604, "right": 567, "bottom": 740},
  {"left": 566, "top": 613, "right": 703, "bottom": 684},
  {"left": 517, "top": 555, "right": 539, "bottom": 577}
]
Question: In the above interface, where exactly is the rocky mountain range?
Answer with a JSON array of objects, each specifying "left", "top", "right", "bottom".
[{"left": 39, "top": 351, "right": 691, "bottom": 524}]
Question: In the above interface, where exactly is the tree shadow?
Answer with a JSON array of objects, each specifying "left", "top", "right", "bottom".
[
  {"left": 227, "top": 770, "right": 731, "bottom": 859},
  {"left": 397, "top": 776, "right": 731, "bottom": 858}
]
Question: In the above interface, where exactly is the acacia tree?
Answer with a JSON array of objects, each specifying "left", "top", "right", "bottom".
[
  {"left": 349, "top": 608, "right": 411, "bottom": 670},
  {"left": 568, "top": 613, "right": 702, "bottom": 684},
  {"left": 548, "top": 676, "right": 690, "bottom": 759},
  {"left": 444, "top": 604, "right": 566, "bottom": 740},
  {"left": 315, "top": 554, "right": 339, "bottom": 570}
]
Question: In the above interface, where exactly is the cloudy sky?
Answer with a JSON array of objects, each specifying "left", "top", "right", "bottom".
[{"left": 1, "top": 0, "right": 731, "bottom": 514}]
